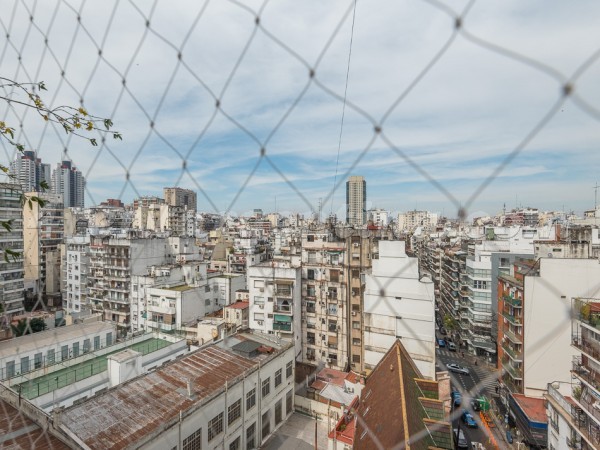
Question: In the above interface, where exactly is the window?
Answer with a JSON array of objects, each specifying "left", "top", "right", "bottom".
[
  {"left": 353, "top": 338, "right": 361, "bottom": 346},
  {"left": 261, "top": 411, "right": 270, "bottom": 440},
  {"left": 21, "top": 356, "right": 30, "bottom": 374},
  {"left": 106, "top": 332, "right": 113, "bottom": 346},
  {"left": 550, "top": 407, "right": 559, "bottom": 432},
  {"left": 352, "top": 354, "right": 361, "bottom": 363},
  {"left": 275, "top": 369, "right": 282, "bottom": 388},
  {"left": 208, "top": 412, "right": 224, "bottom": 441},
  {"left": 254, "top": 313, "right": 265, "bottom": 321},
  {"left": 307, "top": 285, "right": 315, "bottom": 297},
  {"left": 352, "top": 321, "right": 360, "bottom": 330},
  {"left": 94, "top": 336, "right": 100, "bottom": 350},
  {"left": 73, "top": 342, "right": 80, "bottom": 358},
  {"left": 262, "top": 377, "right": 270, "bottom": 398},
  {"left": 246, "top": 423, "right": 256, "bottom": 450},
  {"left": 275, "top": 399, "right": 283, "bottom": 425},
  {"left": 286, "top": 361, "right": 293, "bottom": 379},
  {"left": 34, "top": 353, "right": 42, "bottom": 369},
  {"left": 47, "top": 349, "right": 55, "bottom": 365},
  {"left": 83, "top": 339, "right": 91, "bottom": 353},
  {"left": 329, "top": 270, "right": 339, "bottom": 282},
  {"left": 307, "top": 269, "right": 315, "bottom": 280},
  {"left": 254, "top": 280, "right": 265, "bottom": 288},
  {"left": 246, "top": 388, "right": 256, "bottom": 410},
  {"left": 229, "top": 437, "right": 240, "bottom": 450},
  {"left": 61, "top": 345, "right": 68, "bottom": 360},
  {"left": 228, "top": 399, "right": 241, "bottom": 425},
  {"left": 6, "top": 361, "right": 15, "bottom": 378},
  {"left": 308, "top": 252, "right": 317, "bottom": 264},
  {"left": 254, "top": 296, "right": 264, "bottom": 305},
  {"left": 183, "top": 428, "right": 202, "bottom": 450},
  {"left": 286, "top": 389, "right": 293, "bottom": 415}
]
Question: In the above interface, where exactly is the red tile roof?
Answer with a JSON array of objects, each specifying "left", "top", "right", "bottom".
[
  {"left": 512, "top": 394, "right": 547, "bottom": 424},
  {"left": 226, "top": 300, "right": 250, "bottom": 310}
]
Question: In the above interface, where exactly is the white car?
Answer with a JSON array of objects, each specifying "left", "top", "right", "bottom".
[{"left": 446, "top": 363, "right": 470, "bottom": 375}]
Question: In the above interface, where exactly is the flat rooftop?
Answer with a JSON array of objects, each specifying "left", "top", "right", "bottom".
[
  {"left": 0, "top": 322, "right": 115, "bottom": 360},
  {"left": 16, "top": 338, "right": 172, "bottom": 400},
  {"left": 59, "top": 344, "right": 269, "bottom": 449}
]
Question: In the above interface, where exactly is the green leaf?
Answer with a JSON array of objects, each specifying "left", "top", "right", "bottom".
[
  {"left": 90, "top": 138, "right": 98, "bottom": 146},
  {"left": 113, "top": 132, "right": 122, "bottom": 140},
  {"left": 103, "top": 119, "right": 113, "bottom": 130},
  {"left": 39, "top": 180, "right": 49, "bottom": 191},
  {"left": 1, "top": 220, "right": 12, "bottom": 232},
  {"left": 38, "top": 81, "right": 47, "bottom": 91},
  {"left": 16, "top": 144, "right": 25, "bottom": 152}
]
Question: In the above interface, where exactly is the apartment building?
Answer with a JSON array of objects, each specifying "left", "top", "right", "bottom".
[
  {"left": 163, "top": 186, "right": 197, "bottom": 210},
  {"left": 0, "top": 183, "right": 25, "bottom": 321},
  {"left": 546, "top": 297, "right": 600, "bottom": 450},
  {"left": 55, "top": 332, "right": 295, "bottom": 450},
  {"left": 9, "top": 150, "right": 50, "bottom": 192},
  {"left": 88, "top": 234, "right": 199, "bottom": 336},
  {"left": 346, "top": 176, "right": 366, "bottom": 227},
  {"left": 497, "top": 258, "right": 600, "bottom": 446},
  {"left": 397, "top": 210, "right": 438, "bottom": 233},
  {"left": 22, "top": 192, "right": 64, "bottom": 305},
  {"left": 301, "top": 231, "right": 347, "bottom": 371},
  {"left": 363, "top": 241, "right": 436, "bottom": 378},
  {"left": 63, "top": 235, "right": 89, "bottom": 314},
  {"left": 248, "top": 260, "right": 301, "bottom": 359},
  {"left": 51, "top": 160, "right": 85, "bottom": 208}
]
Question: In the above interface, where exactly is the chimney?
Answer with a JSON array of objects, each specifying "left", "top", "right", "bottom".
[{"left": 187, "top": 379, "right": 193, "bottom": 397}]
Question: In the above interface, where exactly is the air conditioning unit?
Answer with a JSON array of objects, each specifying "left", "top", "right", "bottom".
[
  {"left": 259, "top": 305, "right": 264, "bottom": 309},
  {"left": 352, "top": 311, "right": 357, "bottom": 316},
  {"left": 326, "top": 291, "right": 330, "bottom": 297},
  {"left": 320, "top": 302, "right": 325, "bottom": 306},
  {"left": 259, "top": 288, "right": 264, "bottom": 292},
  {"left": 326, "top": 358, "right": 332, "bottom": 363},
  {"left": 257, "top": 320, "right": 263, "bottom": 325},
  {"left": 353, "top": 243, "right": 359, "bottom": 247}
]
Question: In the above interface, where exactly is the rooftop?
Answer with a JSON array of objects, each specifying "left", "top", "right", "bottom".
[
  {"left": 59, "top": 336, "right": 287, "bottom": 449},
  {"left": 0, "top": 399, "right": 70, "bottom": 449},
  {"left": 226, "top": 300, "right": 250, "bottom": 310},
  {"left": 165, "top": 284, "right": 194, "bottom": 292},
  {"left": 512, "top": 394, "right": 547, "bottom": 424},
  {"left": 16, "top": 338, "right": 172, "bottom": 400},
  {"left": 0, "top": 322, "right": 115, "bottom": 360}
]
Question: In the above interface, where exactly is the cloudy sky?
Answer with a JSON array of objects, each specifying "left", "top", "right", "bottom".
[{"left": 1, "top": 0, "right": 600, "bottom": 219}]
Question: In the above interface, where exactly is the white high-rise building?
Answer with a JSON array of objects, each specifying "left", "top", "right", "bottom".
[
  {"left": 52, "top": 160, "right": 85, "bottom": 208},
  {"left": 346, "top": 175, "right": 366, "bottom": 227},
  {"left": 9, "top": 151, "right": 50, "bottom": 192}
]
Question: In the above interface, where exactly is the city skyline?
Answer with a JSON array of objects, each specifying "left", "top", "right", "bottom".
[{"left": 0, "top": 1, "right": 599, "bottom": 218}]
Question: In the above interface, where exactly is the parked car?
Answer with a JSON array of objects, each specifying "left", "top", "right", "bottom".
[
  {"left": 446, "top": 363, "right": 469, "bottom": 375},
  {"left": 471, "top": 399, "right": 481, "bottom": 412},
  {"left": 440, "top": 327, "right": 448, "bottom": 335},
  {"left": 461, "top": 410, "right": 478, "bottom": 428},
  {"left": 438, "top": 339, "right": 446, "bottom": 347},
  {"left": 506, "top": 430, "right": 513, "bottom": 444},
  {"left": 448, "top": 342, "right": 457, "bottom": 351},
  {"left": 451, "top": 391, "right": 462, "bottom": 406},
  {"left": 454, "top": 428, "right": 469, "bottom": 449}
]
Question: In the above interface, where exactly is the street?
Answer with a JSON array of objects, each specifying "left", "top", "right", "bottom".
[{"left": 436, "top": 345, "right": 500, "bottom": 449}]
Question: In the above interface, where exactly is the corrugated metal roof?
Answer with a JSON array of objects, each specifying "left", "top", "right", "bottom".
[{"left": 59, "top": 345, "right": 260, "bottom": 449}]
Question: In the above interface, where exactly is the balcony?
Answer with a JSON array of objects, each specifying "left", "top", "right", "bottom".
[
  {"left": 502, "top": 310, "right": 523, "bottom": 326},
  {"left": 575, "top": 298, "right": 600, "bottom": 331},
  {"left": 572, "top": 358, "right": 600, "bottom": 391},
  {"left": 274, "top": 303, "right": 292, "bottom": 314},
  {"left": 579, "top": 386, "right": 600, "bottom": 424},
  {"left": 501, "top": 340, "right": 523, "bottom": 362},
  {"left": 273, "top": 314, "right": 292, "bottom": 333},
  {"left": 504, "top": 328, "right": 523, "bottom": 344},
  {"left": 503, "top": 295, "right": 522, "bottom": 308},
  {"left": 572, "top": 335, "right": 600, "bottom": 362},
  {"left": 502, "top": 359, "right": 523, "bottom": 380}
]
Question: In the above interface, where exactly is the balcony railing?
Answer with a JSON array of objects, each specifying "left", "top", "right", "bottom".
[
  {"left": 502, "top": 360, "right": 523, "bottom": 380},
  {"left": 501, "top": 341, "right": 523, "bottom": 362},
  {"left": 502, "top": 310, "right": 523, "bottom": 326},
  {"left": 572, "top": 335, "right": 600, "bottom": 362},
  {"left": 503, "top": 295, "right": 522, "bottom": 308},
  {"left": 273, "top": 322, "right": 292, "bottom": 332},
  {"left": 504, "top": 328, "right": 523, "bottom": 344},
  {"left": 572, "top": 358, "right": 600, "bottom": 391},
  {"left": 273, "top": 304, "right": 292, "bottom": 314}
]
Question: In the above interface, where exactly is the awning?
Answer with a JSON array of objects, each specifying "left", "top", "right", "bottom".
[
  {"left": 274, "top": 314, "right": 292, "bottom": 323},
  {"left": 472, "top": 341, "right": 497, "bottom": 353}
]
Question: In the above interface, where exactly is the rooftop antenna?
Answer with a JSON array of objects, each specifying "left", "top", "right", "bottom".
[{"left": 594, "top": 182, "right": 599, "bottom": 211}]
